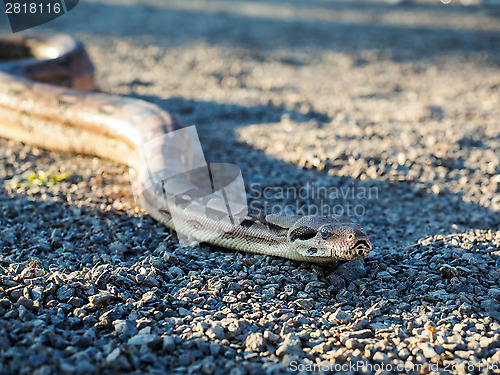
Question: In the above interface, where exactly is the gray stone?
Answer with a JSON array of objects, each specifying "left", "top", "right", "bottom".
[
  {"left": 163, "top": 335, "right": 176, "bottom": 351},
  {"left": 16, "top": 296, "right": 34, "bottom": 310},
  {"left": 56, "top": 286, "right": 74, "bottom": 301},
  {"left": 89, "top": 292, "right": 114, "bottom": 306},
  {"left": 201, "top": 357, "right": 216, "bottom": 374},
  {"left": 276, "top": 334, "right": 303, "bottom": 357},
  {"left": 479, "top": 336, "right": 499, "bottom": 349},
  {"left": 18, "top": 305, "right": 34, "bottom": 321},
  {"left": 245, "top": 332, "right": 266, "bottom": 352},
  {"left": 263, "top": 330, "right": 279, "bottom": 343},
  {"left": 335, "top": 259, "right": 367, "bottom": 281},
  {"left": 304, "top": 281, "right": 326, "bottom": 293},
  {"left": 206, "top": 323, "right": 225, "bottom": 340},
  {"left": 398, "top": 348, "right": 411, "bottom": 360},
  {"left": 142, "top": 274, "right": 159, "bottom": 287},
  {"left": 128, "top": 333, "right": 157, "bottom": 346},
  {"left": 365, "top": 305, "right": 382, "bottom": 319},
  {"left": 67, "top": 297, "right": 83, "bottom": 307},
  {"left": 228, "top": 282, "right": 242, "bottom": 292},
  {"left": 178, "top": 307, "right": 191, "bottom": 317},
  {"left": 169, "top": 266, "right": 184, "bottom": 278},
  {"left": 481, "top": 299, "right": 500, "bottom": 319},
  {"left": 345, "top": 339, "right": 363, "bottom": 350},
  {"left": 329, "top": 308, "right": 352, "bottom": 324},
  {"left": 113, "top": 319, "right": 138, "bottom": 338},
  {"left": 31, "top": 285, "right": 44, "bottom": 300},
  {"left": 294, "top": 299, "right": 312, "bottom": 310},
  {"left": 106, "top": 348, "right": 121, "bottom": 363},
  {"left": 178, "top": 353, "right": 191, "bottom": 366},
  {"left": 341, "top": 329, "right": 373, "bottom": 341},
  {"left": 226, "top": 320, "right": 244, "bottom": 338},
  {"left": 487, "top": 288, "right": 500, "bottom": 301},
  {"left": 376, "top": 271, "right": 393, "bottom": 282},
  {"left": 71, "top": 335, "right": 92, "bottom": 348},
  {"left": 419, "top": 343, "right": 440, "bottom": 358},
  {"left": 328, "top": 274, "right": 346, "bottom": 291},
  {"left": 312, "top": 342, "right": 332, "bottom": 354},
  {"left": 372, "top": 351, "right": 390, "bottom": 362}
]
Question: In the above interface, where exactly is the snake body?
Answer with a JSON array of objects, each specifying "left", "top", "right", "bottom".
[{"left": 0, "top": 35, "right": 372, "bottom": 262}]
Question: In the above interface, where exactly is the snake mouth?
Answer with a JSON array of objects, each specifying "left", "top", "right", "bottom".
[
  {"left": 338, "top": 239, "right": 371, "bottom": 260},
  {"left": 353, "top": 239, "right": 371, "bottom": 251},
  {"left": 331, "top": 239, "right": 372, "bottom": 260}
]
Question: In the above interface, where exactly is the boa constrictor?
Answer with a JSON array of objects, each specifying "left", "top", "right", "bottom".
[{"left": 0, "top": 34, "right": 372, "bottom": 262}]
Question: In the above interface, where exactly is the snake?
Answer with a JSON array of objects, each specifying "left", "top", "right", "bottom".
[{"left": 0, "top": 34, "right": 372, "bottom": 262}]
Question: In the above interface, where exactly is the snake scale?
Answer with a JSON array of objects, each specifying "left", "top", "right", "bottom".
[{"left": 0, "top": 34, "right": 372, "bottom": 262}]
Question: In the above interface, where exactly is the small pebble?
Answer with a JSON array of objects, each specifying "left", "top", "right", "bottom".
[{"left": 245, "top": 332, "right": 266, "bottom": 352}]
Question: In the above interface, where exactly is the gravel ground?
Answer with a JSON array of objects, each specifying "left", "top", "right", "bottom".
[{"left": 1, "top": 0, "right": 500, "bottom": 374}]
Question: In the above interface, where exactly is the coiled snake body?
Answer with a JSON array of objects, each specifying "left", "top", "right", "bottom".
[{"left": 0, "top": 35, "right": 371, "bottom": 262}]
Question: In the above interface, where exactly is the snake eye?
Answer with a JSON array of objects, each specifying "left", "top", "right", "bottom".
[{"left": 320, "top": 227, "right": 329, "bottom": 239}]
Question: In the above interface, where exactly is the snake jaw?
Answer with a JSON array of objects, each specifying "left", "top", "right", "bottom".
[{"left": 331, "top": 236, "right": 372, "bottom": 260}]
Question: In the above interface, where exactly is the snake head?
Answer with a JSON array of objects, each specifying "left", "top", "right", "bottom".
[{"left": 287, "top": 215, "right": 372, "bottom": 262}]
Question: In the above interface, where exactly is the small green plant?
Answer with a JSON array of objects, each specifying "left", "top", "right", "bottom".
[{"left": 12, "top": 170, "right": 73, "bottom": 189}]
